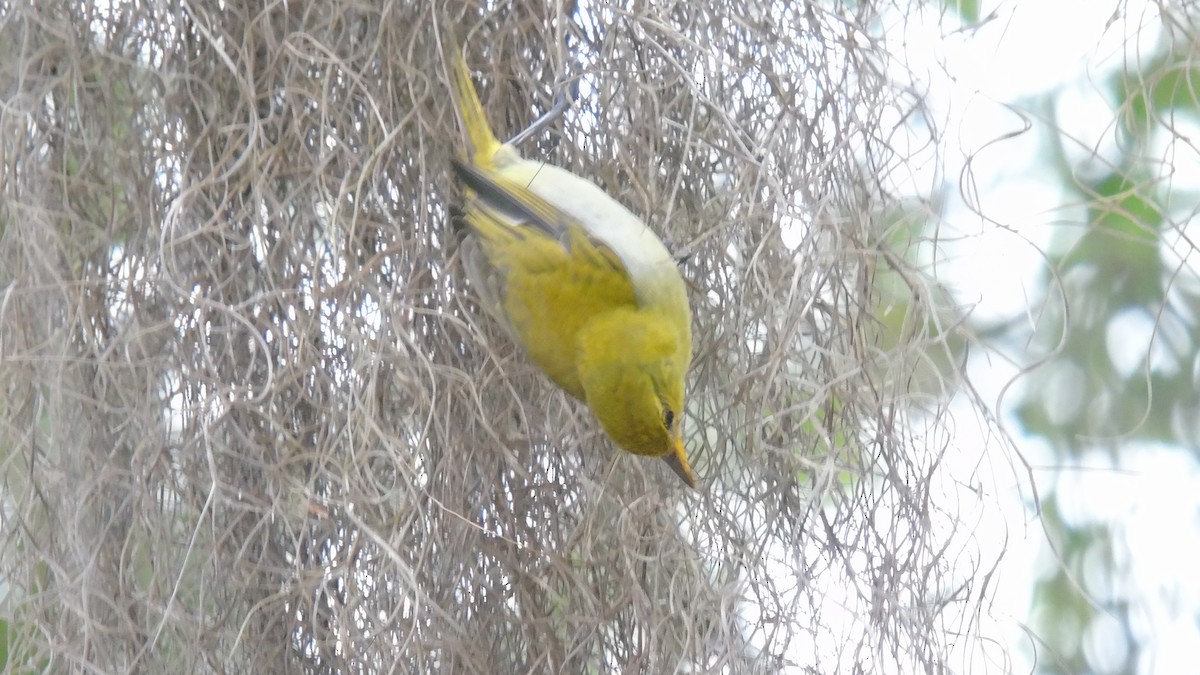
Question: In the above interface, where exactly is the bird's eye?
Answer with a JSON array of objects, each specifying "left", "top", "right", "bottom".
[{"left": 663, "top": 408, "right": 675, "bottom": 431}]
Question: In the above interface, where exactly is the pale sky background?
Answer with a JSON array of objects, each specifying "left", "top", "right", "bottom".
[
  {"left": 887, "top": 1, "right": 1200, "bottom": 673},
  {"left": 705, "top": 1, "right": 1199, "bottom": 671}
]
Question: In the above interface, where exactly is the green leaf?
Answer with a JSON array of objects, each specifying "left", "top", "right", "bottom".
[
  {"left": 1060, "top": 172, "right": 1164, "bottom": 307},
  {"left": 944, "top": 0, "right": 980, "bottom": 23},
  {"left": 1114, "top": 53, "right": 1200, "bottom": 139}
]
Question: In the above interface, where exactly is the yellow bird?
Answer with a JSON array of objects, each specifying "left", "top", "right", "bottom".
[{"left": 448, "top": 51, "right": 697, "bottom": 488}]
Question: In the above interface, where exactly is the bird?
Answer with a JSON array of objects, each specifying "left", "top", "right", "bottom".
[{"left": 447, "top": 47, "right": 697, "bottom": 488}]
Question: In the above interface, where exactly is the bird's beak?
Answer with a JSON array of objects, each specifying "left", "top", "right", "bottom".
[{"left": 662, "top": 438, "right": 698, "bottom": 489}]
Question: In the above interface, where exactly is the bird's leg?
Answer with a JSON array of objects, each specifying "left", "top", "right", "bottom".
[{"left": 507, "top": 75, "right": 577, "bottom": 147}]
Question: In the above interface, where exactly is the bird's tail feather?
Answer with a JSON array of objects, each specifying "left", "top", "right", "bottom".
[{"left": 449, "top": 49, "right": 502, "bottom": 167}]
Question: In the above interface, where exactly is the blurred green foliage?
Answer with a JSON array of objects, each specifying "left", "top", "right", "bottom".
[
  {"left": 943, "top": 0, "right": 981, "bottom": 24},
  {"left": 1005, "top": 19, "right": 1200, "bottom": 675}
]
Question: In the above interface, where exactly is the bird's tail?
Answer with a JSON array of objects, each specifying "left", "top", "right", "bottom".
[{"left": 449, "top": 49, "right": 502, "bottom": 168}]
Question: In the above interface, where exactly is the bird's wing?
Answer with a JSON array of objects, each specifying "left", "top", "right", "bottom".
[
  {"left": 452, "top": 159, "right": 629, "bottom": 274},
  {"left": 455, "top": 182, "right": 640, "bottom": 399}
]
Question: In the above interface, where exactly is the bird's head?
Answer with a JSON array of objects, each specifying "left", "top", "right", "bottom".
[{"left": 577, "top": 310, "right": 697, "bottom": 488}]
